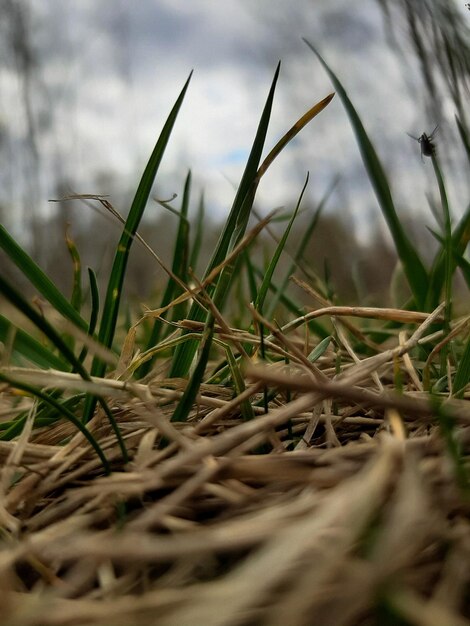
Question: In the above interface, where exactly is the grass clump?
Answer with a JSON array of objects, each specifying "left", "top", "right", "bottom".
[{"left": 0, "top": 49, "right": 469, "bottom": 626}]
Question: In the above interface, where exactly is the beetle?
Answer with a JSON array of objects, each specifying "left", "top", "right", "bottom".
[{"left": 407, "top": 125, "right": 438, "bottom": 160}]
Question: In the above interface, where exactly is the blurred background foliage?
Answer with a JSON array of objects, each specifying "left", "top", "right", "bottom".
[{"left": 377, "top": 0, "right": 470, "bottom": 126}]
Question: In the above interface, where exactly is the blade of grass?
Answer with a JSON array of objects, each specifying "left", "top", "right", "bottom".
[
  {"left": 224, "top": 343, "right": 255, "bottom": 421},
  {"left": 0, "top": 315, "right": 66, "bottom": 369},
  {"left": 304, "top": 39, "right": 429, "bottom": 309},
  {"left": 166, "top": 173, "right": 191, "bottom": 325},
  {"left": 0, "top": 273, "right": 128, "bottom": 461},
  {"left": 454, "top": 332, "right": 470, "bottom": 399},
  {"left": 307, "top": 335, "right": 332, "bottom": 362},
  {"left": 138, "top": 171, "right": 192, "bottom": 378},
  {"left": 78, "top": 268, "right": 100, "bottom": 364},
  {"left": 169, "top": 62, "right": 282, "bottom": 379},
  {"left": 456, "top": 114, "right": 470, "bottom": 167},
  {"left": 0, "top": 393, "right": 84, "bottom": 439},
  {"left": 0, "top": 224, "right": 88, "bottom": 331},
  {"left": 453, "top": 251, "right": 470, "bottom": 288},
  {"left": 170, "top": 75, "right": 335, "bottom": 381},
  {"left": 431, "top": 395, "right": 470, "bottom": 492},
  {"left": 95, "top": 72, "right": 192, "bottom": 358},
  {"left": 256, "top": 92, "right": 335, "bottom": 180},
  {"left": 171, "top": 317, "right": 215, "bottom": 422},
  {"left": 65, "top": 226, "right": 82, "bottom": 313},
  {"left": 428, "top": 203, "right": 470, "bottom": 302},
  {"left": 253, "top": 266, "right": 329, "bottom": 338},
  {"left": 170, "top": 217, "right": 285, "bottom": 421},
  {"left": 234, "top": 216, "right": 293, "bottom": 361},
  {"left": 0, "top": 372, "right": 109, "bottom": 473},
  {"left": 171, "top": 221, "right": 272, "bottom": 420},
  {"left": 0, "top": 273, "right": 90, "bottom": 376},
  {"left": 254, "top": 173, "right": 309, "bottom": 314},
  {"left": 427, "top": 155, "right": 452, "bottom": 331},
  {"left": 266, "top": 176, "right": 337, "bottom": 318},
  {"left": 426, "top": 154, "right": 454, "bottom": 396},
  {"left": 189, "top": 192, "right": 205, "bottom": 274},
  {"left": 83, "top": 73, "right": 192, "bottom": 420}
]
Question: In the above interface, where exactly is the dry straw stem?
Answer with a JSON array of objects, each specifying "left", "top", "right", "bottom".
[
  {"left": 2, "top": 297, "right": 470, "bottom": 624},
  {"left": 288, "top": 273, "right": 444, "bottom": 330},
  {"left": 425, "top": 315, "right": 470, "bottom": 370},
  {"left": 57, "top": 194, "right": 191, "bottom": 296},
  {"left": 144, "top": 438, "right": 400, "bottom": 626},
  {"left": 247, "top": 364, "right": 470, "bottom": 423},
  {"left": 1, "top": 431, "right": 465, "bottom": 626},
  {"left": 0, "top": 367, "right": 126, "bottom": 396},
  {"left": 189, "top": 271, "right": 251, "bottom": 361},
  {"left": 249, "top": 303, "right": 328, "bottom": 383},
  {"left": 247, "top": 304, "right": 470, "bottom": 425},
  {"left": 290, "top": 274, "right": 414, "bottom": 347}
]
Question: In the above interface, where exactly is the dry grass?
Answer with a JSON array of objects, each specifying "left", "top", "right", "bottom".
[{"left": 0, "top": 303, "right": 469, "bottom": 626}]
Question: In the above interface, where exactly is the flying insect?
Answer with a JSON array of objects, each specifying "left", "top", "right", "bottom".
[{"left": 407, "top": 125, "right": 438, "bottom": 161}]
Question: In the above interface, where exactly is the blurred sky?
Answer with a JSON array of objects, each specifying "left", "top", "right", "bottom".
[{"left": 1, "top": 0, "right": 470, "bottom": 242}]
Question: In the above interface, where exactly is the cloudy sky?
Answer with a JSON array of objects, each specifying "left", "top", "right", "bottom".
[{"left": 2, "top": 0, "right": 470, "bottom": 242}]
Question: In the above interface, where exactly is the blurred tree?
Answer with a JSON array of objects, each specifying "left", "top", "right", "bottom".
[
  {"left": 291, "top": 211, "right": 396, "bottom": 304},
  {"left": 0, "top": 0, "right": 43, "bottom": 256},
  {"left": 376, "top": 0, "right": 470, "bottom": 130}
]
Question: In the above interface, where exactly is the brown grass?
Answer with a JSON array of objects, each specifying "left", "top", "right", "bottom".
[{"left": 0, "top": 303, "right": 469, "bottom": 626}]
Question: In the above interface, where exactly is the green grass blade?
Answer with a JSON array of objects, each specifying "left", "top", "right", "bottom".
[
  {"left": 171, "top": 317, "right": 215, "bottom": 422},
  {"left": 254, "top": 173, "right": 309, "bottom": 314},
  {"left": 427, "top": 156, "right": 452, "bottom": 330},
  {"left": 168, "top": 171, "right": 191, "bottom": 324},
  {"left": 0, "top": 224, "right": 88, "bottom": 331},
  {"left": 65, "top": 228, "right": 82, "bottom": 313},
  {"left": 428, "top": 203, "right": 470, "bottom": 305},
  {"left": 456, "top": 114, "right": 470, "bottom": 167},
  {"left": 454, "top": 332, "right": 470, "bottom": 399},
  {"left": 169, "top": 62, "right": 281, "bottom": 378},
  {"left": 87, "top": 268, "right": 100, "bottom": 336},
  {"left": 94, "top": 72, "right": 192, "bottom": 361},
  {"left": 266, "top": 177, "right": 337, "bottom": 319},
  {"left": 224, "top": 343, "right": 255, "bottom": 421},
  {"left": 253, "top": 265, "right": 329, "bottom": 338},
  {"left": 256, "top": 92, "right": 334, "bottom": 181},
  {"left": 0, "top": 315, "right": 66, "bottom": 369},
  {"left": 83, "top": 73, "right": 192, "bottom": 421},
  {"left": 0, "top": 393, "right": 84, "bottom": 439},
  {"left": 307, "top": 335, "right": 332, "bottom": 362},
  {"left": 431, "top": 396, "right": 470, "bottom": 492},
  {"left": 138, "top": 171, "right": 192, "bottom": 378},
  {"left": 189, "top": 192, "right": 205, "bottom": 273},
  {"left": 0, "top": 273, "right": 128, "bottom": 461},
  {"left": 78, "top": 268, "right": 100, "bottom": 364},
  {"left": 126, "top": 332, "right": 204, "bottom": 378},
  {"left": 0, "top": 273, "right": 88, "bottom": 374},
  {"left": 453, "top": 251, "right": 470, "bottom": 288},
  {"left": 304, "top": 39, "right": 429, "bottom": 309},
  {"left": 0, "top": 372, "right": 110, "bottom": 473},
  {"left": 244, "top": 249, "right": 259, "bottom": 304}
]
